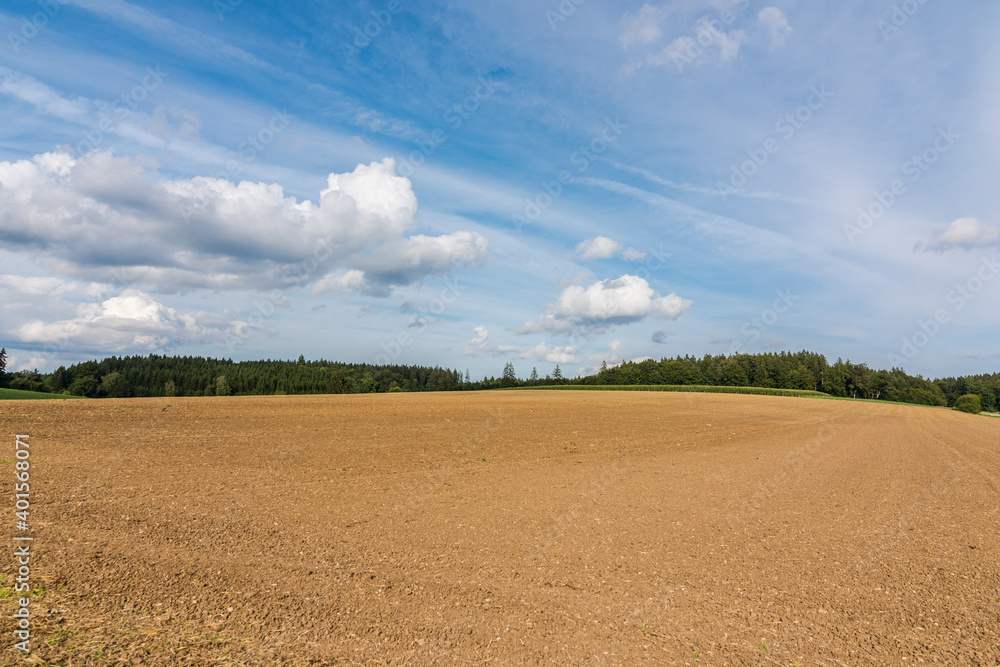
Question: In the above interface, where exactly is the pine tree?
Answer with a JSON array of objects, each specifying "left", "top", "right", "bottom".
[
  {"left": 501, "top": 362, "right": 517, "bottom": 388},
  {"left": 529, "top": 367, "right": 539, "bottom": 382},
  {"left": 553, "top": 364, "right": 563, "bottom": 380},
  {"left": 0, "top": 347, "right": 6, "bottom": 387}
]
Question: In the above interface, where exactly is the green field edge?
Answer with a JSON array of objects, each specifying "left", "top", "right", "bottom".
[
  {"left": 0, "top": 388, "right": 83, "bottom": 400},
  {"left": 504, "top": 384, "right": 943, "bottom": 407}
]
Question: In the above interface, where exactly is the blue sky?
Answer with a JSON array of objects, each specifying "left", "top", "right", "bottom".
[{"left": 1, "top": 0, "right": 999, "bottom": 380}]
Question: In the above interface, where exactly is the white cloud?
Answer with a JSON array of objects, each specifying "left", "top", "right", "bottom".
[
  {"left": 16, "top": 289, "right": 235, "bottom": 353},
  {"left": 576, "top": 236, "right": 647, "bottom": 262},
  {"left": 576, "top": 236, "right": 622, "bottom": 260},
  {"left": 471, "top": 326, "right": 489, "bottom": 345},
  {"left": 0, "top": 275, "right": 106, "bottom": 297},
  {"left": 311, "top": 270, "right": 367, "bottom": 294},
  {"left": 620, "top": 4, "right": 671, "bottom": 48},
  {"left": 6, "top": 356, "right": 49, "bottom": 373},
  {"left": 519, "top": 275, "right": 692, "bottom": 333},
  {"left": 758, "top": 7, "right": 791, "bottom": 49},
  {"left": 923, "top": 218, "right": 1000, "bottom": 251},
  {"left": 519, "top": 342, "right": 579, "bottom": 364},
  {"left": 463, "top": 327, "right": 579, "bottom": 363},
  {"left": 0, "top": 150, "right": 489, "bottom": 295},
  {"left": 463, "top": 326, "right": 519, "bottom": 357},
  {"left": 575, "top": 337, "right": 636, "bottom": 376},
  {"left": 621, "top": 247, "right": 647, "bottom": 261}
]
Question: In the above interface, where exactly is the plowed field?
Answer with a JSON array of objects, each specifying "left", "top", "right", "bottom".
[{"left": 1, "top": 391, "right": 998, "bottom": 665}]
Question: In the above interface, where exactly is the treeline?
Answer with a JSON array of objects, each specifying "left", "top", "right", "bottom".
[
  {"left": 0, "top": 353, "right": 468, "bottom": 397},
  {"left": 0, "top": 347, "right": 997, "bottom": 411},
  {"left": 568, "top": 351, "right": 998, "bottom": 411}
]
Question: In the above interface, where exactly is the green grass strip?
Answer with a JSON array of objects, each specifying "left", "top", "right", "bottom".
[
  {"left": 508, "top": 385, "right": 831, "bottom": 397},
  {"left": 0, "top": 388, "right": 82, "bottom": 400}
]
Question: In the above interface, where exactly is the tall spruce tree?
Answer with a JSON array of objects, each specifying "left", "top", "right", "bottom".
[{"left": 501, "top": 362, "right": 517, "bottom": 387}]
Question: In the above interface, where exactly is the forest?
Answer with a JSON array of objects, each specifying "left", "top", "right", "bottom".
[
  {"left": 0, "top": 347, "right": 996, "bottom": 411},
  {"left": 0, "top": 350, "right": 466, "bottom": 397},
  {"left": 576, "top": 351, "right": 998, "bottom": 411}
]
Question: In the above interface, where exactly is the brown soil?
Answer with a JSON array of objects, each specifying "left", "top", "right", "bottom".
[{"left": 1, "top": 391, "right": 999, "bottom": 665}]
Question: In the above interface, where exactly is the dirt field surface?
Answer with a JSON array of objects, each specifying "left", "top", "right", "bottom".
[{"left": 1, "top": 391, "right": 999, "bottom": 666}]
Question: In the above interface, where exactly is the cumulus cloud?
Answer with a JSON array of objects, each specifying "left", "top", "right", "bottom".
[
  {"left": 16, "top": 289, "right": 236, "bottom": 353},
  {"left": 922, "top": 218, "right": 1000, "bottom": 251},
  {"left": 576, "top": 236, "right": 621, "bottom": 260},
  {"left": 576, "top": 236, "right": 647, "bottom": 262},
  {"left": 758, "top": 7, "right": 791, "bottom": 49},
  {"left": 518, "top": 275, "right": 692, "bottom": 334},
  {"left": 0, "top": 150, "right": 489, "bottom": 295},
  {"left": 310, "top": 270, "right": 367, "bottom": 294},
  {"left": 620, "top": 4, "right": 671, "bottom": 47},
  {"left": 519, "top": 342, "right": 579, "bottom": 364}
]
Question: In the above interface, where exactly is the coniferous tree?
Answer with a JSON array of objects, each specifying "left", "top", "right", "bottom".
[{"left": 501, "top": 362, "right": 517, "bottom": 388}]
